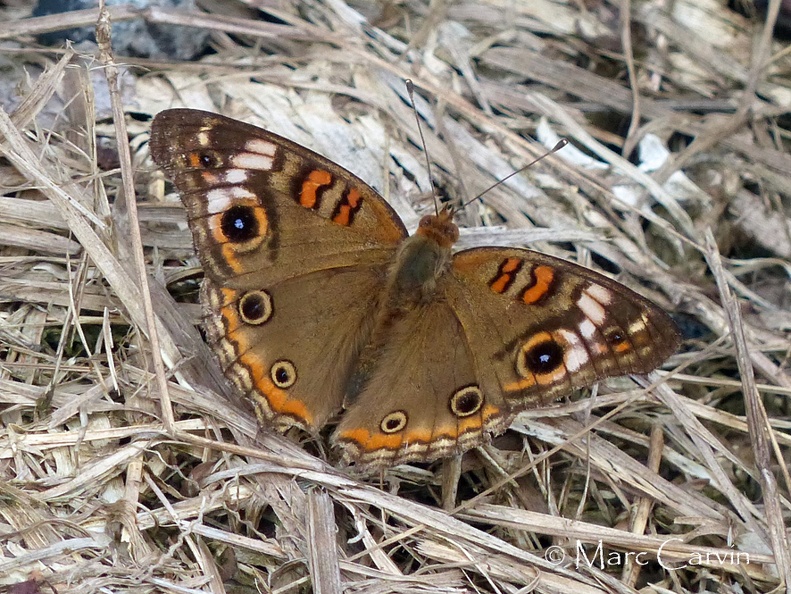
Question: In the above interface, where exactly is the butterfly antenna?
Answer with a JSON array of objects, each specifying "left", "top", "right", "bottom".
[
  {"left": 459, "top": 139, "right": 569, "bottom": 210},
  {"left": 406, "top": 79, "right": 439, "bottom": 216}
]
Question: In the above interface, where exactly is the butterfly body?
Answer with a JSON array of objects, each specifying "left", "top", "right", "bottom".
[{"left": 150, "top": 108, "right": 680, "bottom": 469}]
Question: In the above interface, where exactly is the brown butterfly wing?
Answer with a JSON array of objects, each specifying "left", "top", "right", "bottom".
[
  {"left": 150, "top": 109, "right": 406, "bottom": 430},
  {"left": 150, "top": 109, "right": 407, "bottom": 288},
  {"left": 334, "top": 246, "right": 680, "bottom": 468},
  {"left": 446, "top": 248, "right": 680, "bottom": 408},
  {"left": 332, "top": 298, "right": 498, "bottom": 468},
  {"left": 201, "top": 268, "right": 385, "bottom": 430},
  {"left": 151, "top": 108, "right": 681, "bottom": 468}
]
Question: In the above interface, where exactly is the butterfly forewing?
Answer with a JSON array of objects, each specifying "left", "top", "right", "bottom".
[
  {"left": 150, "top": 109, "right": 407, "bottom": 289},
  {"left": 446, "top": 247, "right": 680, "bottom": 410}
]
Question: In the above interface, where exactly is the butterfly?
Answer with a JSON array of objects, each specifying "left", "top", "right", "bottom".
[{"left": 149, "top": 108, "right": 680, "bottom": 470}]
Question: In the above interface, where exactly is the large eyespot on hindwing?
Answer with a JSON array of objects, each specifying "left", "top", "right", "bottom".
[
  {"left": 380, "top": 411, "right": 408, "bottom": 434},
  {"left": 450, "top": 385, "right": 484, "bottom": 418},
  {"left": 238, "top": 290, "right": 273, "bottom": 325},
  {"left": 270, "top": 360, "right": 297, "bottom": 388}
]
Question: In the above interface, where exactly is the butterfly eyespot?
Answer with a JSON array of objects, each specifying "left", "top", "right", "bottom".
[
  {"left": 380, "top": 411, "right": 408, "bottom": 434},
  {"left": 450, "top": 386, "right": 484, "bottom": 417},
  {"left": 239, "top": 291, "right": 272, "bottom": 325},
  {"left": 516, "top": 335, "right": 565, "bottom": 377},
  {"left": 187, "top": 150, "right": 219, "bottom": 169},
  {"left": 221, "top": 205, "right": 260, "bottom": 243},
  {"left": 604, "top": 327, "right": 632, "bottom": 353},
  {"left": 270, "top": 360, "right": 297, "bottom": 388}
]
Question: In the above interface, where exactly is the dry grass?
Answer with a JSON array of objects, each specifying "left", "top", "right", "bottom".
[{"left": 1, "top": 0, "right": 790, "bottom": 592}]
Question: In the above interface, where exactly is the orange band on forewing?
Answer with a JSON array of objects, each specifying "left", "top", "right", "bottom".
[
  {"left": 535, "top": 367, "right": 567, "bottom": 385},
  {"left": 490, "top": 276, "right": 509, "bottom": 294},
  {"left": 521, "top": 265, "right": 554, "bottom": 304},
  {"left": 332, "top": 187, "right": 361, "bottom": 226},
  {"left": 333, "top": 207, "right": 351, "bottom": 226},
  {"left": 524, "top": 330, "right": 554, "bottom": 349},
  {"left": 300, "top": 169, "right": 332, "bottom": 208},
  {"left": 219, "top": 244, "right": 244, "bottom": 273},
  {"left": 613, "top": 341, "right": 631, "bottom": 353},
  {"left": 504, "top": 368, "right": 566, "bottom": 391},
  {"left": 347, "top": 187, "right": 361, "bottom": 207},
  {"left": 201, "top": 171, "right": 219, "bottom": 185},
  {"left": 504, "top": 376, "right": 537, "bottom": 392},
  {"left": 490, "top": 257, "right": 522, "bottom": 294}
]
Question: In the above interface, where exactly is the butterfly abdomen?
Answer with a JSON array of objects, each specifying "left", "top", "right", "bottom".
[{"left": 389, "top": 234, "right": 451, "bottom": 304}]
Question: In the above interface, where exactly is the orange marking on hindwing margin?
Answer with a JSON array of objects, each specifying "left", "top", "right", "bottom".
[
  {"left": 220, "top": 290, "right": 312, "bottom": 424},
  {"left": 339, "top": 428, "right": 404, "bottom": 451},
  {"left": 455, "top": 404, "right": 500, "bottom": 434},
  {"left": 300, "top": 169, "right": 332, "bottom": 209},
  {"left": 490, "top": 257, "right": 522, "bottom": 294},
  {"left": 219, "top": 288, "right": 251, "bottom": 351},
  {"left": 521, "top": 265, "right": 555, "bottom": 304},
  {"left": 339, "top": 404, "right": 500, "bottom": 452},
  {"left": 248, "top": 363, "right": 311, "bottom": 423}
]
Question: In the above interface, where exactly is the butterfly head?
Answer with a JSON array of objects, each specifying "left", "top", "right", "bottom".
[{"left": 416, "top": 206, "right": 459, "bottom": 248}]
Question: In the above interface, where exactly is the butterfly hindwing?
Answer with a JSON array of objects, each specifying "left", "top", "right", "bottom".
[
  {"left": 202, "top": 267, "right": 387, "bottom": 431},
  {"left": 333, "top": 298, "right": 504, "bottom": 467}
]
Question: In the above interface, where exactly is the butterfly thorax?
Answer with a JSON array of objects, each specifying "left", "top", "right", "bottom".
[{"left": 388, "top": 209, "right": 459, "bottom": 307}]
